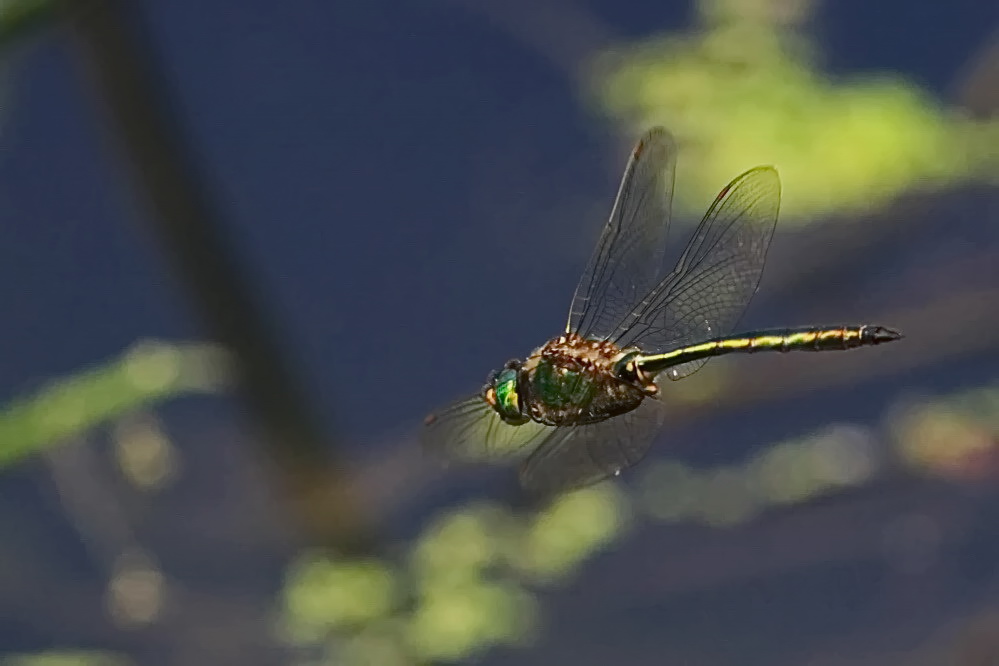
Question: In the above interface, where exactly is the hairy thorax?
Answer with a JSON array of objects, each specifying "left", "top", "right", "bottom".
[{"left": 520, "top": 333, "right": 654, "bottom": 426}]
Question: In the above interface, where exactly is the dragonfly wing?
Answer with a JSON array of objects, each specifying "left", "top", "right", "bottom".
[
  {"left": 611, "top": 166, "right": 781, "bottom": 380},
  {"left": 519, "top": 398, "right": 667, "bottom": 495},
  {"left": 567, "top": 127, "right": 677, "bottom": 340},
  {"left": 422, "top": 394, "right": 553, "bottom": 464}
]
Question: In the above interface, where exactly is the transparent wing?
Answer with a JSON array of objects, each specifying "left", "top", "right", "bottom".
[
  {"left": 519, "top": 397, "right": 667, "bottom": 495},
  {"left": 611, "top": 166, "right": 781, "bottom": 380},
  {"left": 566, "top": 127, "right": 677, "bottom": 340},
  {"left": 421, "top": 395, "right": 553, "bottom": 464}
]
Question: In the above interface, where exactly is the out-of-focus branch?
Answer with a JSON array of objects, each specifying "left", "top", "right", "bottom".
[{"left": 59, "top": 0, "right": 373, "bottom": 554}]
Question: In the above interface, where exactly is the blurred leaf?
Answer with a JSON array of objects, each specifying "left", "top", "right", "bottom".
[
  {"left": 637, "top": 460, "right": 702, "bottom": 522},
  {"left": 111, "top": 414, "right": 179, "bottom": 491},
  {"left": 695, "top": 465, "right": 760, "bottom": 526},
  {"left": 589, "top": 0, "right": 999, "bottom": 220},
  {"left": 406, "top": 579, "right": 536, "bottom": 662},
  {"left": 411, "top": 502, "right": 516, "bottom": 589},
  {"left": 513, "top": 484, "right": 631, "bottom": 582},
  {"left": 106, "top": 549, "right": 166, "bottom": 628},
  {"left": 280, "top": 379, "right": 999, "bottom": 664},
  {"left": 283, "top": 553, "right": 398, "bottom": 641},
  {"left": 337, "top": 621, "right": 411, "bottom": 666},
  {"left": 1, "top": 651, "right": 131, "bottom": 666},
  {"left": 639, "top": 424, "right": 879, "bottom": 525},
  {"left": 890, "top": 382, "right": 999, "bottom": 480},
  {"left": 0, "top": 340, "right": 229, "bottom": 469},
  {"left": 0, "top": 0, "right": 53, "bottom": 49}
]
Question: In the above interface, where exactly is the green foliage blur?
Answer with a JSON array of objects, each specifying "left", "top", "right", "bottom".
[
  {"left": 0, "top": 651, "right": 131, "bottom": 666},
  {"left": 589, "top": 0, "right": 999, "bottom": 220},
  {"left": 2, "top": 0, "right": 996, "bottom": 663},
  {"left": 0, "top": 0, "right": 53, "bottom": 49},
  {"left": 0, "top": 340, "right": 226, "bottom": 468},
  {"left": 281, "top": 485, "right": 628, "bottom": 664},
  {"left": 280, "top": 377, "right": 999, "bottom": 665},
  {"left": 3, "top": 334, "right": 994, "bottom": 664}
]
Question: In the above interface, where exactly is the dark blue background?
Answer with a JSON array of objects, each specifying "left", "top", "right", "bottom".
[{"left": 0, "top": 0, "right": 996, "bottom": 663}]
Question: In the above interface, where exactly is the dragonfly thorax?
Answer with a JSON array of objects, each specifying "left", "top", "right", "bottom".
[{"left": 491, "top": 333, "right": 658, "bottom": 427}]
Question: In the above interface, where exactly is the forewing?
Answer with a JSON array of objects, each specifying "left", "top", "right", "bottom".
[
  {"left": 421, "top": 395, "right": 552, "bottom": 464},
  {"left": 519, "top": 397, "right": 667, "bottom": 496},
  {"left": 566, "top": 127, "right": 677, "bottom": 340},
  {"left": 612, "top": 166, "right": 781, "bottom": 379}
]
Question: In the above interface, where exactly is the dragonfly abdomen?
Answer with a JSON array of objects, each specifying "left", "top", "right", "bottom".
[
  {"left": 636, "top": 325, "right": 902, "bottom": 376},
  {"left": 723, "top": 325, "right": 900, "bottom": 353}
]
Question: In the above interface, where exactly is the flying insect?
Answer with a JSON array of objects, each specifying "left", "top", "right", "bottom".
[{"left": 422, "top": 127, "right": 901, "bottom": 495}]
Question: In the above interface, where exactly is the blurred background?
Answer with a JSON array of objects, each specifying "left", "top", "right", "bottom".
[{"left": 0, "top": 0, "right": 998, "bottom": 664}]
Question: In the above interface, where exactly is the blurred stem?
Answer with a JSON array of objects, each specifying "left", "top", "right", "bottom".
[{"left": 60, "top": 0, "right": 374, "bottom": 554}]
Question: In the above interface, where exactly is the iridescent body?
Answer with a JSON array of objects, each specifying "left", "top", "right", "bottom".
[
  {"left": 422, "top": 127, "right": 902, "bottom": 496},
  {"left": 509, "top": 333, "right": 653, "bottom": 427}
]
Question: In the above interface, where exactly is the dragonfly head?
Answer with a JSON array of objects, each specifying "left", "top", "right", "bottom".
[{"left": 482, "top": 359, "right": 530, "bottom": 425}]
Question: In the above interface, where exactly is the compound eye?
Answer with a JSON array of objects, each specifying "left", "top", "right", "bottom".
[
  {"left": 504, "top": 359, "right": 522, "bottom": 370},
  {"left": 492, "top": 367, "right": 528, "bottom": 425}
]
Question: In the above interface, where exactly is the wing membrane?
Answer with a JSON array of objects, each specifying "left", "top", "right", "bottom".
[
  {"left": 567, "top": 127, "right": 677, "bottom": 340},
  {"left": 519, "top": 397, "right": 667, "bottom": 495},
  {"left": 421, "top": 395, "right": 552, "bottom": 464},
  {"left": 611, "top": 166, "right": 781, "bottom": 379}
]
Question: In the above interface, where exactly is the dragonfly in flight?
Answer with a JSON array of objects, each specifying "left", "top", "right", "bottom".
[{"left": 422, "top": 127, "right": 901, "bottom": 496}]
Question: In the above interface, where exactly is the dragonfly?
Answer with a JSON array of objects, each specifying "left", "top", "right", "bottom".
[{"left": 422, "top": 127, "right": 901, "bottom": 496}]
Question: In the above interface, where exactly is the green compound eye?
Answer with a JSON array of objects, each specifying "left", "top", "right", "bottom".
[{"left": 492, "top": 368, "right": 528, "bottom": 425}]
